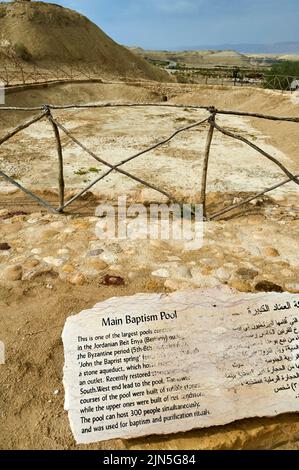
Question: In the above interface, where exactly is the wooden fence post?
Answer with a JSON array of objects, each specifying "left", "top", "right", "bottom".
[
  {"left": 20, "top": 65, "right": 25, "bottom": 85},
  {"left": 47, "top": 111, "right": 65, "bottom": 212},
  {"left": 4, "top": 65, "right": 9, "bottom": 85},
  {"left": 200, "top": 111, "right": 216, "bottom": 220}
]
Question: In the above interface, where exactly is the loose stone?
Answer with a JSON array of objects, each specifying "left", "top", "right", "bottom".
[
  {"left": 0, "top": 265, "right": 23, "bottom": 282},
  {"left": 0, "top": 243, "right": 11, "bottom": 250}
]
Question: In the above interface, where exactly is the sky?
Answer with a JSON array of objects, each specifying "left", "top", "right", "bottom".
[{"left": 4, "top": 0, "right": 299, "bottom": 49}]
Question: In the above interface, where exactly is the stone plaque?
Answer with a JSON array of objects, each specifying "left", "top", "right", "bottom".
[{"left": 62, "top": 287, "right": 299, "bottom": 444}]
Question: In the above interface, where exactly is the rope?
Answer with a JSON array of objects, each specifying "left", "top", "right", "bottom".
[
  {"left": 1, "top": 63, "right": 298, "bottom": 91},
  {"left": 209, "top": 173, "right": 299, "bottom": 220},
  {"left": 52, "top": 116, "right": 209, "bottom": 210},
  {"left": 0, "top": 102, "right": 298, "bottom": 218},
  {"left": 213, "top": 120, "right": 299, "bottom": 186},
  {"left": 0, "top": 111, "right": 47, "bottom": 145},
  {"left": 1, "top": 104, "right": 298, "bottom": 123},
  {"left": 51, "top": 117, "right": 182, "bottom": 206}
]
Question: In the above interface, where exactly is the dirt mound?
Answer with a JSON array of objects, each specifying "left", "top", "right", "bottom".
[
  {"left": 128, "top": 47, "right": 251, "bottom": 68},
  {"left": 0, "top": 1, "right": 170, "bottom": 81},
  {"left": 169, "top": 84, "right": 299, "bottom": 167},
  {"left": 204, "top": 50, "right": 250, "bottom": 66}
]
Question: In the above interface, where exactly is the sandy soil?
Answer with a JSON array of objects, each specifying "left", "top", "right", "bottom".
[{"left": 0, "top": 82, "right": 299, "bottom": 450}]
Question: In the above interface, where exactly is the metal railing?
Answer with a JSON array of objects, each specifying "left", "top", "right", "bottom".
[{"left": 0, "top": 103, "right": 298, "bottom": 220}]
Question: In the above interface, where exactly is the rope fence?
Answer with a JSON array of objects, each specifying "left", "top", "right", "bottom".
[
  {"left": 1, "top": 62, "right": 298, "bottom": 93},
  {"left": 0, "top": 103, "right": 298, "bottom": 220},
  {"left": 0, "top": 63, "right": 102, "bottom": 87}
]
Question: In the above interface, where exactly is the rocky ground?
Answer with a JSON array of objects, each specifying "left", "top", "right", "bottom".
[{"left": 0, "top": 201, "right": 298, "bottom": 294}]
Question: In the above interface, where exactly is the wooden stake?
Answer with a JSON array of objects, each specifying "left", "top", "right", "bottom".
[
  {"left": 53, "top": 117, "right": 183, "bottom": 205},
  {"left": 209, "top": 172, "right": 299, "bottom": 221},
  {"left": 48, "top": 114, "right": 65, "bottom": 211},
  {"left": 200, "top": 113, "right": 215, "bottom": 219},
  {"left": 213, "top": 121, "right": 299, "bottom": 186},
  {"left": 0, "top": 111, "right": 47, "bottom": 146},
  {"left": 0, "top": 170, "right": 58, "bottom": 213}
]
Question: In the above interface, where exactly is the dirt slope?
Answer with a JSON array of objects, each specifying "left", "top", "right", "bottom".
[{"left": 0, "top": 1, "right": 170, "bottom": 81}]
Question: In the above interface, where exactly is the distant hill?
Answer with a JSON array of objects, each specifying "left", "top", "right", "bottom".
[
  {"left": 0, "top": 1, "right": 170, "bottom": 81},
  {"left": 174, "top": 42, "right": 299, "bottom": 55},
  {"left": 128, "top": 48, "right": 251, "bottom": 68}
]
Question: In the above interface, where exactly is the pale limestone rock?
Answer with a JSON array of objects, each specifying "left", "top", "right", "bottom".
[
  {"left": 230, "top": 277, "right": 252, "bottom": 292},
  {"left": 164, "top": 279, "right": 192, "bottom": 290},
  {"left": 152, "top": 268, "right": 170, "bottom": 278},
  {"left": 84, "top": 259, "right": 108, "bottom": 271},
  {"left": 190, "top": 268, "right": 219, "bottom": 288},
  {"left": 57, "top": 249, "right": 69, "bottom": 255},
  {"left": 236, "top": 267, "right": 258, "bottom": 280},
  {"left": 285, "top": 282, "right": 299, "bottom": 293},
  {"left": 100, "top": 251, "right": 118, "bottom": 264},
  {"left": 40, "top": 229, "right": 59, "bottom": 241},
  {"left": 224, "top": 262, "right": 236, "bottom": 269},
  {"left": 1, "top": 222, "right": 22, "bottom": 234},
  {"left": 247, "top": 215, "right": 265, "bottom": 225},
  {"left": 271, "top": 194, "right": 286, "bottom": 203},
  {"left": 249, "top": 199, "right": 259, "bottom": 206},
  {"left": 66, "top": 241, "right": 88, "bottom": 252},
  {"left": 128, "top": 271, "right": 141, "bottom": 281},
  {"left": 23, "top": 258, "right": 39, "bottom": 269},
  {"left": 71, "top": 221, "right": 91, "bottom": 230},
  {"left": 63, "top": 227, "right": 76, "bottom": 234},
  {"left": 68, "top": 273, "right": 86, "bottom": 286},
  {"left": 109, "top": 265, "right": 123, "bottom": 273},
  {"left": 167, "top": 256, "right": 182, "bottom": 262},
  {"left": 61, "top": 264, "right": 75, "bottom": 273},
  {"left": 200, "top": 258, "right": 219, "bottom": 268},
  {"left": 246, "top": 244, "right": 261, "bottom": 256},
  {"left": 27, "top": 218, "right": 38, "bottom": 225},
  {"left": 0, "top": 265, "right": 23, "bottom": 282},
  {"left": 43, "top": 257, "right": 65, "bottom": 267},
  {"left": 31, "top": 248, "right": 42, "bottom": 255},
  {"left": 172, "top": 265, "right": 192, "bottom": 279},
  {"left": 281, "top": 268, "right": 295, "bottom": 278},
  {"left": 215, "top": 268, "right": 231, "bottom": 282},
  {"left": 48, "top": 221, "right": 66, "bottom": 230},
  {"left": 263, "top": 247, "right": 280, "bottom": 257},
  {"left": 22, "top": 267, "right": 56, "bottom": 281},
  {"left": 233, "top": 197, "right": 242, "bottom": 204},
  {"left": 59, "top": 272, "right": 69, "bottom": 282}
]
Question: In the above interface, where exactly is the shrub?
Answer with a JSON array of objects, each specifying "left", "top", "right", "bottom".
[
  {"left": 264, "top": 61, "right": 299, "bottom": 90},
  {"left": 13, "top": 42, "right": 32, "bottom": 61}
]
